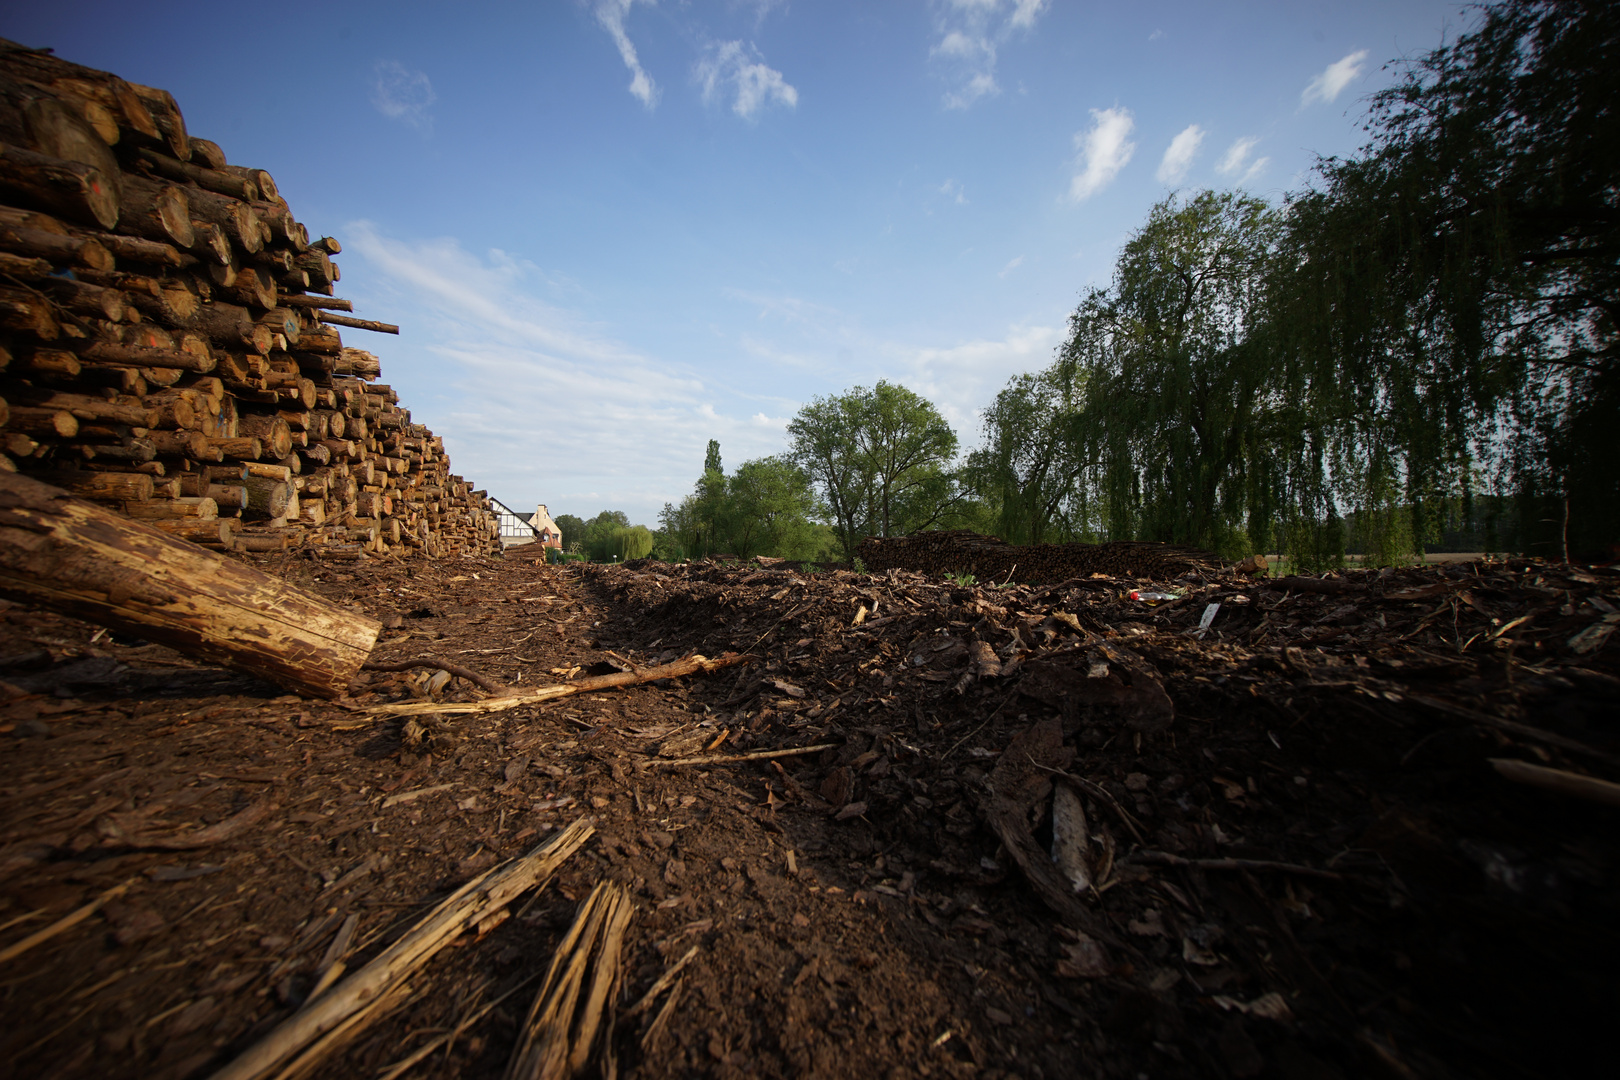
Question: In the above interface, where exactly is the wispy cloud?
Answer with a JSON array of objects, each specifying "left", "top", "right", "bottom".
[
  {"left": 735, "top": 0, "right": 787, "bottom": 30},
  {"left": 726, "top": 287, "right": 1062, "bottom": 443},
  {"left": 905, "top": 323, "right": 1064, "bottom": 435},
  {"left": 1156, "top": 123, "right": 1204, "bottom": 185},
  {"left": 998, "top": 255, "right": 1024, "bottom": 278},
  {"left": 931, "top": 0, "right": 1050, "bottom": 110},
  {"left": 1301, "top": 49, "right": 1368, "bottom": 107},
  {"left": 940, "top": 178, "right": 968, "bottom": 205},
  {"left": 1216, "top": 136, "right": 1269, "bottom": 183},
  {"left": 696, "top": 41, "right": 798, "bottom": 119},
  {"left": 341, "top": 223, "right": 798, "bottom": 524},
  {"left": 594, "top": 0, "right": 659, "bottom": 109},
  {"left": 1069, "top": 107, "right": 1135, "bottom": 201},
  {"left": 370, "top": 61, "right": 436, "bottom": 130}
]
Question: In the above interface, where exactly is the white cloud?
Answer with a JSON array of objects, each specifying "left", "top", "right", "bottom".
[
  {"left": 1216, "top": 136, "right": 1269, "bottom": 183},
  {"left": 931, "top": 0, "right": 1048, "bottom": 110},
  {"left": 944, "top": 73, "right": 998, "bottom": 110},
  {"left": 905, "top": 323, "right": 1064, "bottom": 435},
  {"left": 940, "top": 178, "right": 968, "bottom": 204},
  {"left": 1156, "top": 124, "right": 1204, "bottom": 185},
  {"left": 1301, "top": 49, "right": 1368, "bottom": 107},
  {"left": 594, "top": 0, "right": 659, "bottom": 109},
  {"left": 998, "top": 255, "right": 1023, "bottom": 277},
  {"left": 696, "top": 41, "right": 798, "bottom": 119},
  {"left": 1069, "top": 107, "right": 1135, "bottom": 201},
  {"left": 370, "top": 61, "right": 436, "bottom": 130}
]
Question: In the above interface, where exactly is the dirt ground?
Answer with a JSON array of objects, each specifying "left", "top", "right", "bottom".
[{"left": 2, "top": 549, "right": 1617, "bottom": 1079}]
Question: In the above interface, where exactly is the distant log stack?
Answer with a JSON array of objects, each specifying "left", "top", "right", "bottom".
[
  {"left": 0, "top": 39, "right": 499, "bottom": 559},
  {"left": 856, "top": 530, "right": 1222, "bottom": 583}
]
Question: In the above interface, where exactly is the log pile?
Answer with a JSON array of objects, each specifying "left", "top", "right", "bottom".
[
  {"left": 0, "top": 39, "right": 499, "bottom": 559},
  {"left": 856, "top": 529, "right": 1221, "bottom": 583}
]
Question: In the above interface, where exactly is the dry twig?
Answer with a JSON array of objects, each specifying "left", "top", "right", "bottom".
[
  {"left": 1126, "top": 849, "right": 1346, "bottom": 881},
  {"left": 369, "top": 652, "right": 753, "bottom": 717},
  {"left": 361, "top": 656, "right": 507, "bottom": 695},
  {"left": 0, "top": 878, "right": 134, "bottom": 965},
  {"left": 646, "top": 743, "right": 838, "bottom": 768},
  {"left": 1490, "top": 758, "right": 1620, "bottom": 808}
]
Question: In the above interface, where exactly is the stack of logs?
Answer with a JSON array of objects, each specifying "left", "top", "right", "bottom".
[
  {"left": 856, "top": 530, "right": 1222, "bottom": 584},
  {"left": 0, "top": 39, "right": 499, "bottom": 559}
]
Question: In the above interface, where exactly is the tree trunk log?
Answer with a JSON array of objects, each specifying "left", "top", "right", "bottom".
[
  {"left": 0, "top": 140, "right": 118, "bottom": 229},
  {"left": 279, "top": 295, "right": 352, "bottom": 312},
  {"left": 0, "top": 222, "right": 113, "bottom": 269},
  {"left": 185, "top": 185, "right": 261, "bottom": 254},
  {"left": 113, "top": 172, "right": 193, "bottom": 249},
  {"left": 5, "top": 405, "right": 78, "bottom": 438},
  {"left": 0, "top": 471, "right": 379, "bottom": 697},
  {"left": 242, "top": 474, "right": 292, "bottom": 519}
]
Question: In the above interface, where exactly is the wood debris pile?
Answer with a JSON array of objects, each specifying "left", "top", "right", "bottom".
[
  {"left": 0, "top": 552, "right": 1615, "bottom": 1078},
  {"left": 0, "top": 41, "right": 498, "bottom": 559},
  {"left": 856, "top": 529, "right": 1224, "bottom": 584}
]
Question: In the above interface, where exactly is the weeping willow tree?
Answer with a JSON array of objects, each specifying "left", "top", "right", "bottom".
[
  {"left": 999, "top": 0, "right": 1617, "bottom": 564},
  {"left": 1283, "top": 0, "right": 1620, "bottom": 559},
  {"left": 1054, "top": 190, "right": 1288, "bottom": 557}
]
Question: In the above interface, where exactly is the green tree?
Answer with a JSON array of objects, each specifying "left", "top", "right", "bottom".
[
  {"left": 722, "top": 456, "right": 821, "bottom": 560},
  {"left": 659, "top": 441, "right": 729, "bottom": 558},
  {"left": 607, "top": 525, "right": 654, "bottom": 560},
  {"left": 1061, "top": 190, "right": 1285, "bottom": 555},
  {"left": 788, "top": 381, "right": 960, "bottom": 558},
  {"left": 581, "top": 510, "right": 632, "bottom": 561},
  {"left": 657, "top": 499, "right": 700, "bottom": 559},
  {"left": 552, "top": 513, "right": 586, "bottom": 553},
  {"left": 963, "top": 366, "right": 1093, "bottom": 545}
]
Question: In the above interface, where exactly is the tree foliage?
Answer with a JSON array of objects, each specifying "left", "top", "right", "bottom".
[
  {"left": 605, "top": 524, "right": 654, "bottom": 561},
  {"left": 579, "top": 510, "right": 632, "bottom": 561},
  {"left": 961, "top": 367, "right": 1092, "bottom": 546},
  {"left": 787, "top": 381, "right": 961, "bottom": 558}
]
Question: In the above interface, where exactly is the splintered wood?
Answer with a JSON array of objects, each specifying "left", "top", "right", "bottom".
[
  {"left": 505, "top": 880, "right": 633, "bottom": 1080},
  {"left": 207, "top": 817, "right": 594, "bottom": 1080},
  {"left": 0, "top": 39, "right": 499, "bottom": 559}
]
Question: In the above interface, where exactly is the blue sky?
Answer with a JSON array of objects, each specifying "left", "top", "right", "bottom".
[{"left": 8, "top": 1, "right": 1465, "bottom": 525}]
